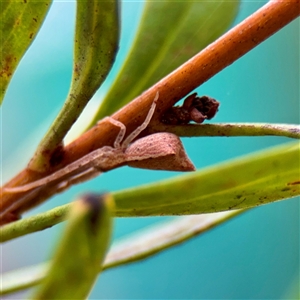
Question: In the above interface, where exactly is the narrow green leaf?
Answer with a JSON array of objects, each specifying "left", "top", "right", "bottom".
[
  {"left": 0, "top": 0, "right": 52, "bottom": 104},
  {"left": 0, "top": 210, "right": 244, "bottom": 295},
  {"left": 163, "top": 123, "right": 300, "bottom": 139},
  {"left": 31, "top": 0, "right": 119, "bottom": 170},
  {"left": 114, "top": 142, "right": 300, "bottom": 216},
  {"left": 90, "top": 0, "right": 240, "bottom": 123},
  {"left": 1, "top": 142, "right": 298, "bottom": 243},
  {"left": 104, "top": 210, "right": 246, "bottom": 269},
  {"left": 31, "top": 193, "right": 114, "bottom": 299}
]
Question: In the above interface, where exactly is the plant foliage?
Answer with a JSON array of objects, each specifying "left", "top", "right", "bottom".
[{"left": 0, "top": 0, "right": 299, "bottom": 298}]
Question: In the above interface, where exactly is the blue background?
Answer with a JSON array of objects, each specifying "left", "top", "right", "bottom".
[{"left": 1, "top": 1, "right": 299, "bottom": 299}]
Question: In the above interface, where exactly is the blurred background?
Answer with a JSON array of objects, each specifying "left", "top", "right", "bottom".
[{"left": 1, "top": 0, "right": 299, "bottom": 299}]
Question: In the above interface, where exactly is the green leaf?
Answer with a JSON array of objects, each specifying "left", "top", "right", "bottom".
[
  {"left": 90, "top": 0, "right": 240, "bottom": 123},
  {"left": 0, "top": 210, "right": 244, "bottom": 295},
  {"left": 0, "top": 0, "right": 52, "bottom": 104},
  {"left": 114, "top": 142, "right": 300, "bottom": 216},
  {"left": 164, "top": 123, "right": 300, "bottom": 139},
  {"left": 1, "top": 142, "right": 298, "bottom": 244},
  {"left": 30, "top": 0, "right": 120, "bottom": 170},
  {"left": 31, "top": 193, "right": 114, "bottom": 299},
  {"left": 104, "top": 210, "right": 246, "bottom": 269}
]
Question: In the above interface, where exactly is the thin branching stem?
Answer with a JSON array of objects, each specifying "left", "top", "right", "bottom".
[
  {"left": 153, "top": 123, "right": 300, "bottom": 139},
  {"left": 0, "top": 204, "right": 70, "bottom": 243}
]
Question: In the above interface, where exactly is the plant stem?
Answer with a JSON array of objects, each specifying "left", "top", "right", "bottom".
[
  {"left": 0, "top": 204, "right": 70, "bottom": 243},
  {"left": 1, "top": 1, "right": 299, "bottom": 223},
  {"left": 153, "top": 123, "right": 300, "bottom": 139},
  {"left": 65, "top": 1, "right": 300, "bottom": 164}
]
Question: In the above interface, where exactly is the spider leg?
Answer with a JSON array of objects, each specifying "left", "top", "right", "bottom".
[
  {"left": 99, "top": 117, "right": 126, "bottom": 149},
  {"left": 121, "top": 92, "right": 158, "bottom": 149}
]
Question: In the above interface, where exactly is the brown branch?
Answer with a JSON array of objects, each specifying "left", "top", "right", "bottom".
[
  {"left": 1, "top": 0, "right": 299, "bottom": 224},
  {"left": 63, "top": 0, "right": 300, "bottom": 162}
]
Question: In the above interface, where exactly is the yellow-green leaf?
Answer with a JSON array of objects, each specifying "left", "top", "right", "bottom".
[
  {"left": 0, "top": 0, "right": 52, "bottom": 104},
  {"left": 1, "top": 142, "right": 298, "bottom": 244},
  {"left": 114, "top": 142, "right": 300, "bottom": 216},
  {"left": 32, "top": 193, "right": 114, "bottom": 299},
  {"left": 31, "top": 0, "right": 120, "bottom": 170},
  {"left": 0, "top": 210, "right": 243, "bottom": 295},
  {"left": 90, "top": 0, "right": 240, "bottom": 123}
]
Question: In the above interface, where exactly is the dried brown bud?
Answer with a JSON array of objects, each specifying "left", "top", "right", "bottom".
[{"left": 161, "top": 93, "right": 220, "bottom": 125}]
